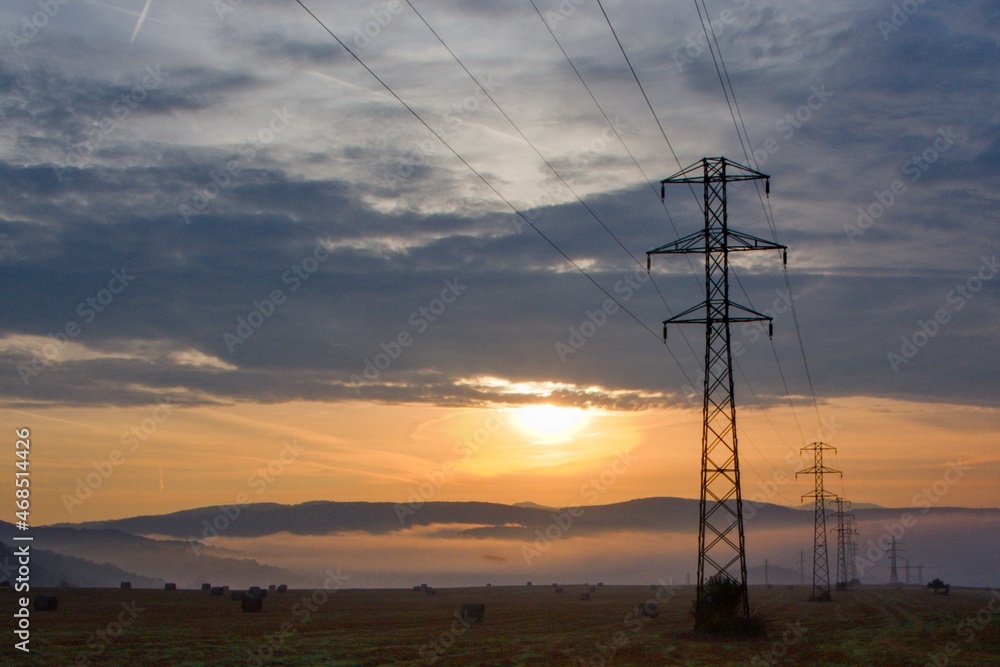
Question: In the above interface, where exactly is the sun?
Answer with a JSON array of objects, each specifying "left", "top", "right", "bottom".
[{"left": 514, "top": 404, "right": 588, "bottom": 440}]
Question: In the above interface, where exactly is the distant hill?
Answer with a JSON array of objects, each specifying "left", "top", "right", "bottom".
[
  {"left": 57, "top": 497, "right": 811, "bottom": 540},
  {"left": 0, "top": 521, "right": 291, "bottom": 590},
  {"left": 0, "top": 539, "right": 159, "bottom": 588}
]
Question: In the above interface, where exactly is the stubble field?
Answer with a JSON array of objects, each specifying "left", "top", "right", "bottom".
[{"left": 2, "top": 584, "right": 998, "bottom": 666}]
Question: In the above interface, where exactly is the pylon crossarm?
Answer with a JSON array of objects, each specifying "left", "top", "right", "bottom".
[
  {"left": 726, "top": 228, "right": 787, "bottom": 253},
  {"left": 660, "top": 156, "right": 768, "bottom": 184},
  {"left": 647, "top": 229, "right": 707, "bottom": 258},
  {"left": 727, "top": 302, "right": 773, "bottom": 324}
]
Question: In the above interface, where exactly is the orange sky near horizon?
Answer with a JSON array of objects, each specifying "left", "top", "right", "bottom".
[{"left": 5, "top": 396, "right": 999, "bottom": 525}]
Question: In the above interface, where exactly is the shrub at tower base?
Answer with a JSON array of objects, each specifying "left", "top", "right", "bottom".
[{"left": 693, "top": 574, "right": 767, "bottom": 636}]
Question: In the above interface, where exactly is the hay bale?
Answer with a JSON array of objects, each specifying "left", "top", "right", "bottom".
[
  {"left": 486, "top": 583, "right": 491, "bottom": 588},
  {"left": 425, "top": 587, "right": 436, "bottom": 596},
  {"left": 210, "top": 586, "right": 225, "bottom": 596},
  {"left": 580, "top": 592, "right": 590, "bottom": 601},
  {"left": 639, "top": 601, "right": 659, "bottom": 619},
  {"left": 276, "top": 584, "right": 287, "bottom": 593},
  {"left": 526, "top": 581, "right": 532, "bottom": 587},
  {"left": 241, "top": 596, "right": 263, "bottom": 612},
  {"left": 420, "top": 583, "right": 428, "bottom": 589},
  {"left": 460, "top": 603, "right": 485, "bottom": 623},
  {"left": 268, "top": 584, "right": 276, "bottom": 591},
  {"left": 120, "top": 581, "right": 131, "bottom": 589},
  {"left": 589, "top": 586, "right": 597, "bottom": 593},
  {"left": 231, "top": 591, "right": 245, "bottom": 600},
  {"left": 412, "top": 585, "right": 422, "bottom": 592},
  {"left": 201, "top": 583, "right": 211, "bottom": 591},
  {"left": 554, "top": 587, "right": 564, "bottom": 593},
  {"left": 164, "top": 583, "right": 177, "bottom": 591},
  {"left": 597, "top": 582, "right": 603, "bottom": 587},
  {"left": 248, "top": 586, "right": 261, "bottom": 595},
  {"left": 34, "top": 595, "right": 58, "bottom": 611}
]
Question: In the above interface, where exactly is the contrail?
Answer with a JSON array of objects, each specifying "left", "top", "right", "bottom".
[{"left": 129, "top": 0, "right": 153, "bottom": 46}]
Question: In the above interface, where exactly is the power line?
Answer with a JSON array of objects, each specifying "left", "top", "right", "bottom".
[
  {"left": 690, "top": 0, "right": 825, "bottom": 430},
  {"left": 293, "top": 1, "right": 674, "bottom": 358}
]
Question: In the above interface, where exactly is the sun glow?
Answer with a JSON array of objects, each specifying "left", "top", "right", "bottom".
[{"left": 514, "top": 404, "right": 588, "bottom": 441}]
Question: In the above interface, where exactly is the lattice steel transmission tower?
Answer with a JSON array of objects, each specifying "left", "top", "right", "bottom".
[
  {"left": 647, "top": 157, "right": 786, "bottom": 630},
  {"left": 832, "top": 497, "right": 854, "bottom": 590},
  {"left": 797, "top": 442, "right": 840, "bottom": 601},
  {"left": 889, "top": 537, "right": 903, "bottom": 584}
]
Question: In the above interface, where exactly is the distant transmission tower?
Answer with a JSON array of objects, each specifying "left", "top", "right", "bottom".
[
  {"left": 648, "top": 157, "right": 786, "bottom": 630},
  {"left": 889, "top": 537, "right": 903, "bottom": 585},
  {"left": 832, "top": 497, "right": 853, "bottom": 590},
  {"left": 797, "top": 442, "right": 840, "bottom": 601},
  {"left": 848, "top": 524, "right": 860, "bottom": 583}
]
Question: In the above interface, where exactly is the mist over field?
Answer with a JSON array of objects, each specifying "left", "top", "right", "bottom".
[{"left": 14, "top": 499, "right": 997, "bottom": 591}]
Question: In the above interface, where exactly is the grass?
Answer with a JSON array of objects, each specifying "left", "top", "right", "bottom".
[{"left": 1, "top": 584, "right": 998, "bottom": 666}]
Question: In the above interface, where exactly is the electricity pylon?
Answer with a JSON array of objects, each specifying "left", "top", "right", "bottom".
[
  {"left": 647, "top": 157, "right": 786, "bottom": 630},
  {"left": 832, "top": 497, "right": 853, "bottom": 590},
  {"left": 797, "top": 441, "right": 840, "bottom": 601}
]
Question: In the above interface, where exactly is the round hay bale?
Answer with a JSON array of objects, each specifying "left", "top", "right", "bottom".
[
  {"left": 34, "top": 595, "right": 58, "bottom": 611},
  {"left": 580, "top": 592, "right": 590, "bottom": 601},
  {"left": 201, "top": 583, "right": 211, "bottom": 591},
  {"left": 276, "top": 584, "right": 288, "bottom": 593},
  {"left": 210, "top": 586, "right": 225, "bottom": 596},
  {"left": 241, "top": 596, "right": 263, "bottom": 612},
  {"left": 268, "top": 584, "right": 276, "bottom": 591},
  {"left": 412, "top": 585, "right": 422, "bottom": 592},
  {"left": 486, "top": 583, "right": 491, "bottom": 587},
  {"left": 120, "top": 581, "right": 131, "bottom": 589},
  {"left": 460, "top": 603, "right": 485, "bottom": 623},
  {"left": 231, "top": 591, "right": 245, "bottom": 601},
  {"left": 526, "top": 581, "right": 532, "bottom": 587},
  {"left": 164, "top": 583, "right": 177, "bottom": 591},
  {"left": 639, "top": 601, "right": 659, "bottom": 619}
]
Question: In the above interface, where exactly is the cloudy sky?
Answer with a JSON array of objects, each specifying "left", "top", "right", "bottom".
[{"left": 1, "top": 0, "right": 998, "bottom": 523}]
